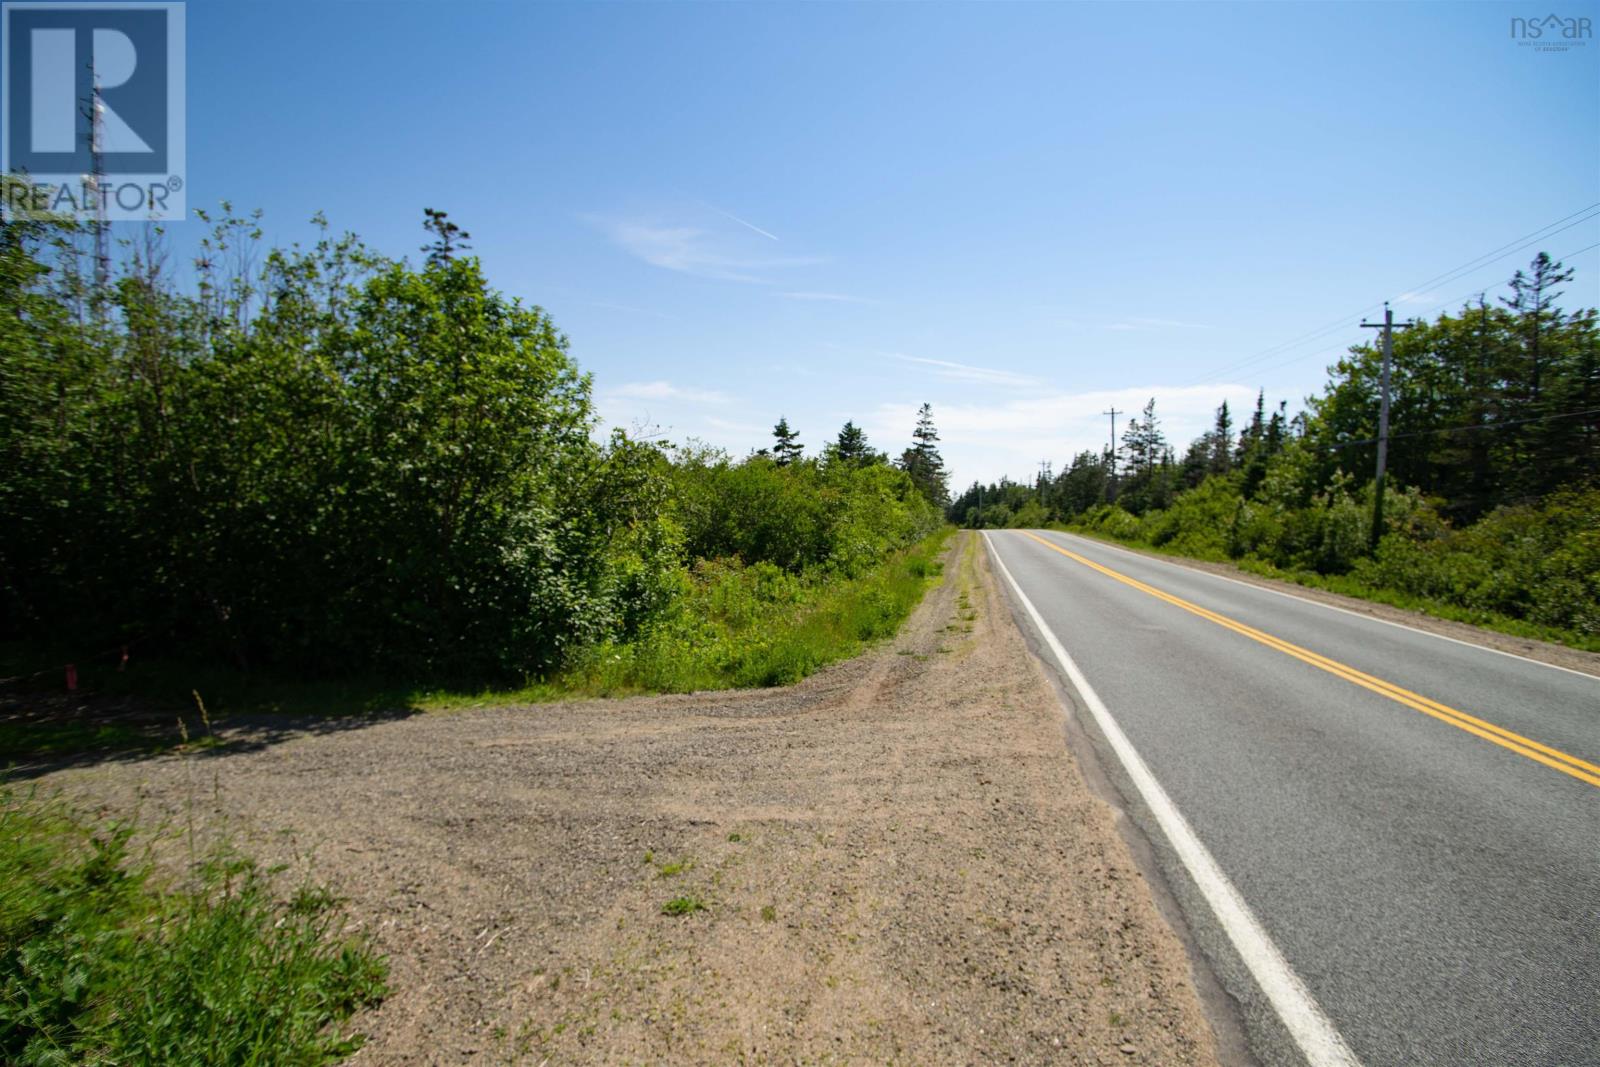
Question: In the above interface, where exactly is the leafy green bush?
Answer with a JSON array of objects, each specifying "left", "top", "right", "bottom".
[
  {"left": 1354, "top": 488, "right": 1600, "bottom": 636},
  {"left": 0, "top": 214, "right": 677, "bottom": 682},
  {"left": 563, "top": 528, "right": 950, "bottom": 694},
  {"left": 1071, "top": 472, "right": 1599, "bottom": 646},
  {"left": 0, "top": 788, "right": 386, "bottom": 1065},
  {"left": 1006, "top": 500, "right": 1050, "bottom": 529},
  {"left": 668, "top": 448, "right": 939, "bottom": 577},
  {"left": 1, "top": 206, "right": 942, "bottom": 694}
]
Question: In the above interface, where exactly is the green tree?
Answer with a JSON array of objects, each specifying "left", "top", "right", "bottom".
[
  {"left": 1211, "top": 400, "right": 1234, "bottom": 476},
  {"left": 771, "top": 417, "right": 803, "bottom": 465},
  {"left": 898, "top": 403, "right": 948, "bottom": 506},
  {"left": 827, "top": 420, "right": 883, "bottom": 467},
  {"left": 421, "top": 208, "right": 471, "bottom": 267}
]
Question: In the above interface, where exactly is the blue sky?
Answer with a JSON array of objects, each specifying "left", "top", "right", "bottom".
[{"left": 179, "top": 0, "right": 1597, "bottom": 487}]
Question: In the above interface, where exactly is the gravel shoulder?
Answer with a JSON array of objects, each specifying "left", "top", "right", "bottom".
[{"left": 37, "top": 532, "right": 1222, "bottom": 1065}]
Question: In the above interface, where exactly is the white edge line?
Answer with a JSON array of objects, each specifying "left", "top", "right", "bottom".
[
  {"left": 1040, "top": 530, "right": 1599, "bottom": 684},
  {"left": 982, "top": 532, "right": 1364, "bottom": 1067}
]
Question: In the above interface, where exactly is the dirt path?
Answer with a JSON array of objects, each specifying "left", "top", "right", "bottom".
[{"left": 39, "top": 533, "right": 1221, "bottom": 1065}]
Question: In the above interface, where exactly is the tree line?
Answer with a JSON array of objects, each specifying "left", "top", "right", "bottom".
[
  {"left": 951, "top": 253, "right": 1599, "bottom": 639},
  {"left": 0, "top": 206, "right": 947, "bottom": 682}
]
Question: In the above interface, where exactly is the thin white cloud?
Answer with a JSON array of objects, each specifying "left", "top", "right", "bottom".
[
  {"left": 574, "top": 299, "right": 679, "bottom": 320},
  {"left": 705, "top": 415, "right": 771, "bottom": 436},
  {"left": 606, "top": 380, "right": 732, "bottom": 405},
  {"left": 779, "top": 290, "right": 873, "bottom": 304},
  {"left": 863, "top": 383, "right": 1260, "bottom": 488},
  {"left": 1105, "top": 317, "right": 1213, "bottom": 331},
  {"left": 1396, "top": 291, "right": 1440, "bottom": 305},
  {"left": 891, "top": 353, "right": 1041, "bottom": 389},
  {"left": 699, "top": 202, "right": 780, "bottom": 242},
  {"left": 587, "top": 216, "right": 822, "bottom": 283}
]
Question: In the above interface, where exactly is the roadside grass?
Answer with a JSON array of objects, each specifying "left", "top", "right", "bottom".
[
  {"left": 660, "top": 895, "right": 706, "bottom": 917},
  {"left": 1052, "top": 524, "right": 1600, "bottom": 654},
  {"left": 0, "top": 720, "right": 165, "bottom": 761},
  {"left": 0, "top": 528, "right": 952, "bottom": 761},
  {"left": 554, "top": 526, "right": 953, "bottom": 696},
  {"left": 0, "top": 786, "right": 386, "bottom": 1065},
  {"left": 655, "top": 858, "right": 692, "bottom": 878}
]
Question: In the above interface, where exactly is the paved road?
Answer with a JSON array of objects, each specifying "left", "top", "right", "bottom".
[{"left": 984, "top": 530, "right": 1600, "bottom": 1067}]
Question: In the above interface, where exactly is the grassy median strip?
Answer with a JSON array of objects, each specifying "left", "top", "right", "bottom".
[{"left": 0, "top": 787, "right": 387, "bottom": 1064}]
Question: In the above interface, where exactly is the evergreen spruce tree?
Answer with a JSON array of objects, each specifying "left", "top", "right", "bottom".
[
  {"left": 831, "top": 421, "right": 881, "bottom": 466},
  {"left": 771, "top": 417, "right": 803, "bottom": 465},
  {"left": 1209, "top": 400, "right": 1234, "bottom": 476},
  {"left": 898, "top": 403, "right": 949, "bottom": 505}
]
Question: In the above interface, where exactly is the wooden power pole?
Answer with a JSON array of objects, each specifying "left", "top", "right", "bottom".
[
  {"left": 1103, "top": 406, "right": 1121, "bottom": 501},
  {"left": 1359, "top": 303, "right": 1416, "bottom": 547}
]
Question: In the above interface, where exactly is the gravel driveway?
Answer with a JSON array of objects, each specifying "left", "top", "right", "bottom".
[{"left": 39, "top": 533, "right": 1222, "bottom": 1065}]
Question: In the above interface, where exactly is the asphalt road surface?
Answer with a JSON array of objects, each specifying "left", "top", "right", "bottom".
[{"left": 984, "top": 529, "right": 1599, "bottom": 1067}]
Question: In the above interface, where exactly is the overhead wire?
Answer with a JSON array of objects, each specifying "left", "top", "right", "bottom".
[
  {"left": 1182, "top": 203, "right": 1600, "bottom": 388},
  {"left": 1203, "top": 237, "right": 1600, "bottom": 387}
]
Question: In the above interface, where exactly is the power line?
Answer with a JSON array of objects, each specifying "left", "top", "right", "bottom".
[
  {"left": 1220, "top": 239, "right": 1600, "bottom": 385},
  {"left": 1197, "top": 208, "right": 1600, "bottom": 386},
  {"left": 1400, "top": 203, "right": 1600, "bottom": 296},
  {"left": 1182, "top": 203, "right": 1600, "bottom": 388},
  {"left": 1312, "top": 407, "right": 1600, "bottom": 453}
]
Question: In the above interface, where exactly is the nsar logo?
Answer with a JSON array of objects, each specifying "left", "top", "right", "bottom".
[{"left": 1509, "top": 12, "right": 1593, "bottom": 51}]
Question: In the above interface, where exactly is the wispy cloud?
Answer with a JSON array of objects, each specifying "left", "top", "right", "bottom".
[
  {"left": 1104, "top": 316, "right": 1213, "bottom": 331},
  {"left": 573, "top": 299, "right": 679, "bottom": 321},
  {"left": 862, "top": 383, "right": 1260, "bottom": 487},
  {"left": 1396, "top": 291, "right": 1440, "bottom": 305},
  {"left": 891, "top": 353, "right": 1041, "bottom": 389},
  {"left": 589, "top": 217, "right": 821, "bottom": 283},
  {"left": 705, "top": 415, "right": 771, "bottom": 436},
  {"left": 606, "top": 380, "right": 732, "bottom": 405},
  {"left": 779, "top": 290, "right": 873, "bottom": 304},
  {"left": 699, "top": 202, "right": 780, "bottom": 242}
]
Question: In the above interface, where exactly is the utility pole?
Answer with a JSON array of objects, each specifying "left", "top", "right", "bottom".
[
  {"left": 1102, "top": 407, "right": 1121, "bottom": 501},
  {"left": 90, "top": 83, "right": 109, "bottom": 291},
  {"left": 1359, "top": 303, "right": 1416, "bottom": 547}
]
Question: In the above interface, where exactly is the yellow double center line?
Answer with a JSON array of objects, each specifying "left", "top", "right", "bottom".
[{"left": 1020, "top": 531, "right": 1600, "bottom": 790}]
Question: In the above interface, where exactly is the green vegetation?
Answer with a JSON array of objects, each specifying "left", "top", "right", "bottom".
[
  {"left": 0, "top": 720, "right": 163, "bottom": 762},
  {"left": 0, "top": 787, "right": 386, "bottom": 1064},
  {"left": 660, "top": 895, "right": 706, "bottom": 917},
  {"left": 1, "top": 523, "right": 948, "bottom": 738},
  {"left": 952, "top": 254, "right": 1599, "bottom": 648},
  {"left": 557, "top": 526, "right": 949, "bottom": 695},
  {"left": 0, "top": 205, "right": 948, "bottom": 700}
]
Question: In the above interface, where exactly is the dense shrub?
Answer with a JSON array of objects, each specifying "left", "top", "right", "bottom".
[
  {"left": 0, "top": 217, "right": 681, "bottom": 681},
  {"left": 1072, "top": 470, "right": 1599, "bottom": 641},
  {"left": 564, "top": 528, "right": 950, "bottom": 693},
  {"left": 0, "top": 207, "right": 944, "bottom": 687},
  {"left": 668, "top": 448, "right": 940, "bottom": 577},
  {"left": 1354, "top": 488, "right": 1600, "bottom": 635}
]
